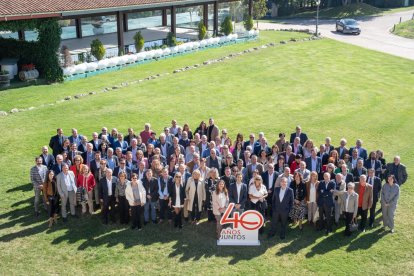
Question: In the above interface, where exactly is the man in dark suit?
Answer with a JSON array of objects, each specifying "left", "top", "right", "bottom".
[
  {"left": 289, "top": 125, "right": 308, "bottom": 146},
  {"left": 246, "top": 155, "right": 264, "bottom": 182},
  {"left": 206, "top": 117, "right": 219, "bottom": 142},
  {"left": 305, "top": 147, "right": 322, "bottom": 174},
  {"left": 51, "top": 154, "right": 64, "bottom": 176},
  {"left": 253, "top": 137, "right": 271, "bottom": 156},
  {"left": 40, "top": 146, "right": 55, "bottom": 169},
  {"left": 352, "top": 159, "right": 367, "bottom": 182},
  {"left": 279, "top": 145, "right": 295, "bottom": 166},
  {"left": 335, "top": 138, "right": 349, "bottom": 159},
  {"left": 158, "top": 168, "right": 173, "bottom": 222},
  {"left": 113, "top": 158, "right": 132, "bottom": 180},
  {"left": 349, "top": 139, "right": 368, "bottom": 161},
  {"left": 221, "top": 166, "right": 236, "bottom": 190},
  {"left": 68, "top": 143, "right": 82, "bottom": 164},
  {"left": 142, "top": 169, "right": 159, "bottom": 224},
  {"left": 77, "top": 136, "right": 88, "bottom": 153},
  {"left": 82, "top": 143, "right": 95, "bottom": 167},
  {"left": 90, "top": 132, "right": 101, "bottom": 152},
  {"left": 68, "top": 128, "right": 83, "bottom": 146},
  {"left": 167, "top": 137, "right": 185, "bottom": 162},
  {"left": 366, "top": 169, "right": 382, "bottom": 227},
  {"left": 99, "top": 169, "right": 118, "bottom": 224},
  {"left": 318, "top": 145, "right": 329, "bottom": 165},
  {"left": 385, "top": 156, "right": 408, "bottom": 186},
  {"left": 364, "top": 151, "right": 382, "bottom": 177},
  {"left": 90, "top": 152, "right": 102, "bottom": 179},
  {"left": 229, "top": 173, "right": 248, "bottom": 212},
  {"left": 179, "top": 131, "right": 191, "bottom": 149},
  {"left": 339, "top": 164, "right": 354, "bottom": 184},
  {"left": 262, "top": 164, "right": 277, "bottom": 217},
  {"left": 49, "top": 128, "right": 66, "bottom": 157},
  {"left": 291, "top": 137, "right": 303, "bottom": 156},
  {"left": 317, "top": 172, "right": 336, "bottom": 234},
  {"left": 155, "top": 133, "right": 171, "bottom": 159},
  {"left": 243, "top": 133, "right": 257, "bottom": 151},
  {"left": 268, "top": 177, "right": 294, "bottom": 239}
]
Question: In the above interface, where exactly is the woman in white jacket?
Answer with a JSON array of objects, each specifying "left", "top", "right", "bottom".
[{"left": 126, "top": 173, "right": 146, "bottom": 230}]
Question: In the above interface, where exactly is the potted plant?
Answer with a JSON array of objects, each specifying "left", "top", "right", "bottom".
[{"left": 0, "top": 70, "right": 10, "bottom": 88}]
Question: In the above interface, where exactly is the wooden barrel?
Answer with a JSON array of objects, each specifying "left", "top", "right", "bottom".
[
  {"left": 19, "top": 69, "right": 39, "bottom": 81},
  {"left": 0, "top": 74, "right": 10, "bottom": 88}
]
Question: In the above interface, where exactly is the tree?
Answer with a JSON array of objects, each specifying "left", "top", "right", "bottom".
[
  {"left": 166, "top": 32, "right": 177, "bottom": 47},
  {"left": 133, "top": 31, "right": 145, "bottom": 53},
  {"left": 220, "top": 16, "right": 233, "bottom": 35},
  {"left": 90, "top": 39, "right": 105, "bottom": 60},
  {"left": 253, "top": 0, "right": 268, "bottom": 29},
  {"left": 198, "top": 21, "right": 207, "bottom": 40},
  {"left": 244, "top": 15, "right": 254, "bottom": 31}
]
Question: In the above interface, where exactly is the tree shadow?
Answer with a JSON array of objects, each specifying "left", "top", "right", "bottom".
[{"left": 6, "top": 182, "right": 33, "bottom": 193}]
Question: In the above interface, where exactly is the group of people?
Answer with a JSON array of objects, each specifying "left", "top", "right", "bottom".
[{"left": 30, "top": 120, "right": 407, "bottom": 240}]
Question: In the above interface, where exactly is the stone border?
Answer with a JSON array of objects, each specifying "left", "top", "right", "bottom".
[{"left": 0, "top": 33, "right": 320, "bottom": 117}]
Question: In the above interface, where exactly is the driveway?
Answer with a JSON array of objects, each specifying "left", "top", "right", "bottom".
[{"left": 259, "top": 9, "right": 414, "bottom": 60}]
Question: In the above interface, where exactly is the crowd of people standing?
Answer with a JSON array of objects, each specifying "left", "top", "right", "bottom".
[{"left": 30, "top": 120, "right": 407, "bottom": 240}]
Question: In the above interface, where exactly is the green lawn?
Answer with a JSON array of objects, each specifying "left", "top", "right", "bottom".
[
  {"left": 0, "top": 30, "right": 413, "bottom": 275},
  {"left": 393, "top": 19, "right": 414, "bottom": 38}
]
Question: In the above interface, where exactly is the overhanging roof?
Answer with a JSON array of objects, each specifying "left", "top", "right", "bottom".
[{"left": 0, "top": 0, "right": 217, "bottom": 21}]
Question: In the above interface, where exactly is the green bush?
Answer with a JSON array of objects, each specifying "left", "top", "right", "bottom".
[
  {"left": 220, "top": 16, "right": 233, "bottom": 36},
  {"left": 198, "top": 22, "right": 207, "bottom": 40},
  {"left": 166, "top": 32, "right": 177, "bottom": 47},
  {"left": 244, "top": 15, "right": 254, "bottom": 31},
  {"left": 90, "top": 39, "right": 105, "bottom": 61},
  {"left": 133, "top": 31, "right": 145, "bottom": 53}
]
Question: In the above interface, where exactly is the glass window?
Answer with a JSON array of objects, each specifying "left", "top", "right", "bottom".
[
  {"left": 59, "top": 19, "right": 77, "bottom": 40},
  {"left": 176, "top": 6, "right": 203, "bottom": 29},
  {"left": 208, "top": 4, "right": 215, "bottom": 31},
  {"left": 24, "top": 30, "right": 38, "bottom": 41},
  {"left": 81, "top": 15, "right": 117, "bottom": 37},
  {"left": 127, "top": 10, "right": 162, "bottom": 30},
  {"left": 0, "top": 31, "right": 18, "bottom": 39},
  {"left": 218, "top": 1, "right": 246, "bottom": 33}
]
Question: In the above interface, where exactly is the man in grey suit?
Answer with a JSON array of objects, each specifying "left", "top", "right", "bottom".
[
  {"left": 247, "top": 155, "right": 264, "bottom": 182},
  {"left": 57, "top": 164, "right": 78, "bottom": 222}
]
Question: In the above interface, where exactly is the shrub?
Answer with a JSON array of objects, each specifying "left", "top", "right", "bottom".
[
  {"left": 244, "top": 15, "right": 254, "bottom": 31},
  {"left": 198, "top": 22, "right": 207, "bottom": 40},
  {"left": 220, "top": 16, "right": 233, "bottom": 36},
  {"left": 133, "top": 31, "right": 145, "bottom": 53},
  {"left": 90, "top": 39, "right": 105, "bottom": 61},
  {"left": 166, "top": 32, "right": 177, "bottom": 47}
]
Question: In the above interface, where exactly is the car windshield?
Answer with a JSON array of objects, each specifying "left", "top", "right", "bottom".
[{"left": 344, "top": 19, "right": 357, "bottom": 25}]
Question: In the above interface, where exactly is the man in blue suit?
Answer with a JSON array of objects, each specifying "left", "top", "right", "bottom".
[
  {"left": 364, "top": 151, "right": 382, "bottom": 177},
  {"left": 229, "top": 173, "right": 248, "bottom": 213},
  {"left": 68, "top": 128, "right": 83, "bottom": 146},
  {"left": 268, "top": 177, "right": 294, "bottom": 239},
  {"left": 49, "top": 128, "right": 67, "bottom": 157},
  {"left": 305, "top": 147, "right": 322, "bottom": 174},
  {"left": 317, "top": 172, "right": 336, "bottom": 234},
  {"left": 349, "top": 139, "right": 368, "bottom": 161}
]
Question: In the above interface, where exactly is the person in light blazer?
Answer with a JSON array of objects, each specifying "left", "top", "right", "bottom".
[
  {"left": 354, "top": 175, "right": 373, "bottom": 232},
  {"left": 169, "top": 172, "right": 186, "bottom": 229},
  {"left": 125, "top": 173, "right": 146, "bottom": 230},
  {"left": 212, "top": 180, "right": 229, "bottom": 239},
  {"left": 186, "top": 169, "right": 205, "bottom": 225},
  {"left": 305, "top": 171, "right": 319, "bottom": 226},
  {"left": 57, "top": 164, "right": 78, "bottom": 222},
  {"left": 334, "top": 183, "right": 359, "bottom": 236},
  {"left": 381, "top": 174, "right": 400, "bottom": 233}
]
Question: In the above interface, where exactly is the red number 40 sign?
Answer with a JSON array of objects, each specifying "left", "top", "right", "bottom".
[{"left": 220, "top": 203, "right": 264, "bottom": 231}]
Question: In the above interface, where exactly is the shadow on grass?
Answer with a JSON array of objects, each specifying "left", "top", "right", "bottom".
[{"left": 6, "top": 182, "right": 33, "bottom": 193}]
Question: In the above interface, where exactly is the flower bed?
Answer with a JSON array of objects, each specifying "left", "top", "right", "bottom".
[{"left": 62, "top": 32, "right": 259, "bottom": 81}]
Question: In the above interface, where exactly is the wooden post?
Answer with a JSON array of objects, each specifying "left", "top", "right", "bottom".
[
  {"left": 18, "top": 30, "right": 25, "bottom": 41},
  {"left": 213, "top": 1, "right": 218, "bottom": 36},
  {"left": 123, "top": 13, "right": 129, "bottom": 32},
  {"left": 76, "top": 18, "right": 83, "bottom": 39},
  {"left": 171, "top": 6, "right": 176, "bottom": 35},
  {"left": 203, "top": 3, "right": 209, "bottom": 29},
  {"left": 162, "top": 9, "right": 168, "bottom": 26},
  {"left": 117, "top": 11, "right": 125, "bottom": 54}
]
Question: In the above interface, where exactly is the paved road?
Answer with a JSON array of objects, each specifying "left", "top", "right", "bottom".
[{"left": 259, "top": 9, "right": 414, "bottom": 60}]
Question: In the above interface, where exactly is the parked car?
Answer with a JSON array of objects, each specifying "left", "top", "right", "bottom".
[{"left": 336, "top": 18, "right": 361, "bottom": 35}]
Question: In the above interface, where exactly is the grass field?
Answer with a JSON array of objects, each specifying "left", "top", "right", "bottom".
[
  {"left": 393, "top": 19, "right": 414, "bottom": 38},
  {"left": 0, "top": 30, "right": 413, "bottom": 275}
]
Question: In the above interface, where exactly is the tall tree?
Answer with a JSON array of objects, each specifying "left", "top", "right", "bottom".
[{"left": 253, "top": 0, "right": 268, "bottom": 28}]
